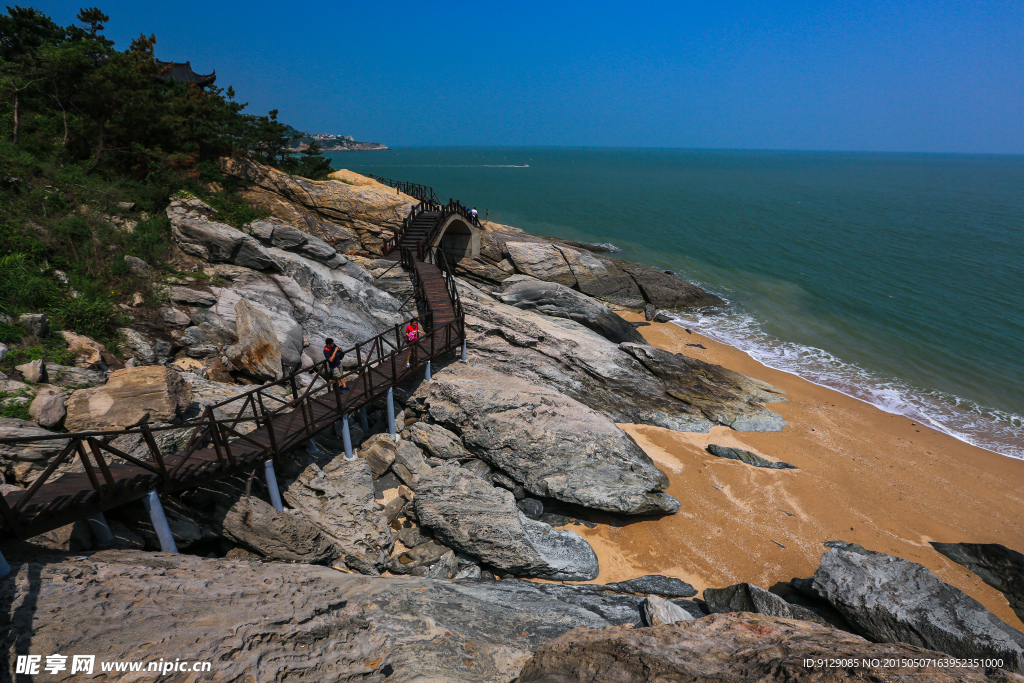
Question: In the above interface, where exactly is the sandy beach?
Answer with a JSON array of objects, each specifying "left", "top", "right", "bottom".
[{"left": 567, "top": 312, "right": 1024, "bottom": 630}]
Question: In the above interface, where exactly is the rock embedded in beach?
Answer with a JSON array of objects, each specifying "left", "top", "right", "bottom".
[
  {"left": 415, "top": 463, "right": 600, "bottom": 581},
  {"left": 517, "top": 613, "right": 1012, "bottom": 683},
  {"left": 607, "top": 574, "right": 698, "bottom": 599},
  {"left": 707, "top": 444, "right": 797, "bottom": 469},
  {"left": 412, "top": 363, "right": 680, "bottom": 515},
  {"left": 621, "top": 342, "right": 787, "bottom": 432},
  {"left": 703, "top": 582, "right": 830, "bottom": 627},
  {"left": 498, "top": 279, "right": 646, "bottom": 344},
  {"left": 641, "top": 595, "right": 695, "bottom": 626},
  {"left": 810, "top": 546, "right": 1024, "bottom": 672},
  {"left": 930, "top": 542, "right": 1024, "bottom": 623}
]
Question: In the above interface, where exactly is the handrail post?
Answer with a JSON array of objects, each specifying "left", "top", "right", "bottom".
[
  {"left": 342, "top": 414, "right": 355, "bottom": 461},
  {"left": 142, "top": 490, "right": 178, "bottom": 553},
  {"left": 86, "top": 513, "right": 114, "bottom": 546},
  {"left": 263, "top": 459, "right": 284, "bottom": 511},
  {"left": 386, "top": 388, "right": 397, "bottom": 442}
]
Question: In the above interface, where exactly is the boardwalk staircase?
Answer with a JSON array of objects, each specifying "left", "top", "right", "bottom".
[{"left": 0, "top": 178, "right": 471, "bottom": 560}]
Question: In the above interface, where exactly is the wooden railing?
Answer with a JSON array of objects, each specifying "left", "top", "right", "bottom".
[{"left": 365, "top": 174, "right": 439, "bottom": 203}]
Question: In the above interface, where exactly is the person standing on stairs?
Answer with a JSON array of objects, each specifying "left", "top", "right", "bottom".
[{"left": 323, "top": 338, "right": 350, "bottom": 392}]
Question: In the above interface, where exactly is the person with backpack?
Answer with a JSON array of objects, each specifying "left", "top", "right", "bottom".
[
  {"left": 404, "top": 319, "right": 423, "bottom": 367},
  {"left": 323, "top": 338, "right": 350, "bottom": 392}
]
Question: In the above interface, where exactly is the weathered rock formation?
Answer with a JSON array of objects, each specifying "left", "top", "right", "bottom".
[
  {"left": 704, "top": 581, "right": 830, "bottom": 627},
  {"left": 810, "top": 545, "right": 1024, "bottom": 672},
  {"left": 416, "top": 463, "right": 599, "bottom": 580},
  {"left": 931, "top": 543, "right": 1024, "bottom": 624},
  {"left": 412, "top": 364, "right": 680, "bottom": 515},
  {"left": 707, "top": 443, "right": 797, "bottom": 469},
  {"left": 517, "top": 614, "right": 1020, "bottom": 682},
  {"left": 63, "top": 366, "right": 192, "bottom": 431}
]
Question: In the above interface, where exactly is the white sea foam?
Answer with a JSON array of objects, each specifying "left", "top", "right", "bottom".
[
  {"left": 666, "top": 309, "right": 1024, "bottom": 461},
  {"left": 587, "top": 242, "right": 622, "bottom": 253}
]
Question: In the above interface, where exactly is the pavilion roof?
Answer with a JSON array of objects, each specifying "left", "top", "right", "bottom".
[{"left": 156, "top": 60, "right": 216, "bottom": 87}]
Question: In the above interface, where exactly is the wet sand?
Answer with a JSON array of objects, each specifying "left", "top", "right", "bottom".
[{"left": 568, "top": 313, "right": 1024, "bottom": 629}]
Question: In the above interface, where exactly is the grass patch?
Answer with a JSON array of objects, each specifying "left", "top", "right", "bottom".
[{"left": 0, "top": 389, "right": 33, "bottom": 421}]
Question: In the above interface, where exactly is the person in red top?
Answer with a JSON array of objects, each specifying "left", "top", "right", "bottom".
[{"left": 404, "top": 319, "right": 423, "bottom": 368}]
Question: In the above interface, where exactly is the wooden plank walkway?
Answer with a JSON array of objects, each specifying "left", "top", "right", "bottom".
[{"left": 0, "top": 209, "right": 463, "bottom": 541}]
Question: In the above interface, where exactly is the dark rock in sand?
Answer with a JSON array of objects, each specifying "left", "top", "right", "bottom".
[
  {"left": 518, "top": 613, "right": 1018, "bottom": 683},
  {"left": 811, "top": 545, "right": 1024, "bottom": 672},
  {"left": 707, "top": 443, "right": 797, "bottom": 469},
  {"left": 516, "top": 498, "right": 544, "bottom": 520},
  {"left": 606, "top": 574, "right": 698, "bottom": 598},
  {"left": 704, "top": 581, "right": 831, "bottom": 627},
  {"left": 931, "top": 542, "right": 1024, "bottom": 624}
]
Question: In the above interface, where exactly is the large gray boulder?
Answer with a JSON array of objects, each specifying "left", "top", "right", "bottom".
[
  {"left": 519, "top": 613, "right": 1013, "bottom": 683},
  {"left": 28, "top": 388, "right": 66, "bottom": 429},
  {"left": 0, "top": 418, "right": 70, "bottom": 485},
  {"left": 63, "top": 366, "right": 192, "bottom": 432},
  {"left": 248, "top": 220, "right": 346, "bottom": 268},
  {"left": 412, "top": 364, "right": 679, "bottom": 515},
  {"left": 0, "top": 550, "right": 678, "bottom": 682},
  {"left": 282, "top": 458, "right": 394, "bottom": 575},
  {"left": 459, "top": 287, "right": 785, "bottom": 434},
  {"left": 641, "top": 595, "right": 695, "bottom": 626},
  {"left": 226, "top": 298, "right": 283, "bottom": 381},
  {"left": 167, "top": 197, "right": 281, "bottom": 271},
  {"left": 216, "top": 495, "right": 341, "bottom": 565},
  {"left": 811, "top": 546, "right": 1024, "bottom": 672},
  {"left": 498, "top": 279, "right": 645, "bottom": 344},
  {"left": 409, "top": 422, "right": 472, "bottom": 460},
  {"left": 931, "top": 543, "right": 1024, "bottom": 624},
  {"left": 704, "top": 582, "right": 830, "bottom": 627},
  {"left": 416, "top": 463, "right": 599, "bottom": 580}
]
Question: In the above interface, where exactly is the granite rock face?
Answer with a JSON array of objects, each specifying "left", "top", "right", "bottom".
[
  {"left": 416, "top": 463, "right": 599, "bottom": 581},
  {"left": 811, "top": 546, "right": 1024, "bottom": 672},
  {"left": 518, "top": 613, "right": 1018, "bottom": 683},
  {"left": 63, "top": 366, "right": 192, "bottom": 431},
  {"left": 704, "top": 581, "right": 831, "bottom": 627},
  {"left": 282, "top": 458, "right": 394, "bottom": 575},
  {"left": 28, "top": 388, "right": 67, "bottom": 429},
  {"left": 0, "top": 418, "right": 70, "bottom": 485},
  {"left": 168, "top": 196, "right": 281, "bottom": 271},
  {"left": 0, "top": 550, "right": 684, "bottom": 683},
  {"left": 217, "top": 495, "right": 342, "bottom": 565},
  {"left": 409, "top": 422, "right": 471, "bottom": 460},
  {"left": 413, "top": 363, "right": 679, "bottom": 515},
  {"left": 498, "top": 279, "right": 646, "bottom": 344},
  {"left": 607, "top": 575, "right": 698, "bottom": 598},
  {"left": 931, "top": 543, "right": 1024, "bottom": 624},
  {"left": 227, "top": 298, "right": 284, "bottom": 381}
]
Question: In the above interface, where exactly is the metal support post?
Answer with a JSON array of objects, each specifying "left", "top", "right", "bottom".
[
  {"left": 0, "top": 550, "right": 9, "bottom": 579},
  {"left": 142, "top": 489, "right": 178, "bottom": 554},
  {"left": 425, "top": 360, "right": 432, "bottom": 381},
  {"left": 264, "top": 459, "right": 284, "bottom": 511},
  {"left": 461, "top": 339, "right": 468, "bottom": 363},
  {"left": 342, "top": 414, "right": 355, "bottom": 461},
  {"left": 387, "top": 387, "right": 397, "bottom": 441},
  {"left": 306, "top": 439, "right": 319, "bottom": 454},
  {"left": 359, "top": 405, "right": 369, "bottom": 433},
  {"left": 86, "top": 513, "right": 114, "bottom": 546}
]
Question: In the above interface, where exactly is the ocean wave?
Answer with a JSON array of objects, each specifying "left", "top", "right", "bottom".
[
  {"left": 587, "top": 242, "right": 622, "bottom": 253},
  {"left": 665, "top": 309, "right": 1024, "bottom": 461}
]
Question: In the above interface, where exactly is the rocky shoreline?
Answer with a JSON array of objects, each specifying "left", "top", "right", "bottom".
[{"left": 1, "top": 163, "right": 1021, "bottom": 681}]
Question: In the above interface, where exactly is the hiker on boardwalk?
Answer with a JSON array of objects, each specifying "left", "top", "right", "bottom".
[
  {"left": 323, "top": 338, "right": 350, "bottom": 392},
  {"left": 404, "top": 319, "right": 424, "bottom": 367},
  {"left": 470, "top": 207, "right": 478, "bottom": 221}
]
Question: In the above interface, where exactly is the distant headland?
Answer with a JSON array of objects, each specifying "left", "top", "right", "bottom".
[{"left": 291, "top": 130, "right": 389, "bottom": 152}]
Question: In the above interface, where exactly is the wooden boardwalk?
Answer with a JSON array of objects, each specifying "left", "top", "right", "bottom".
[{"left": 0, "top": 210, "right": 464, "bottom": 541}]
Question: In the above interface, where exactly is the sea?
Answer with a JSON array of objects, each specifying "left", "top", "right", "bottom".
[{"left": 327, "top": 148, "right": 1024, "bottom": 460}]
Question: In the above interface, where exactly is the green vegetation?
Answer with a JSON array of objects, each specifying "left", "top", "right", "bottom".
[
  {"left": 0, "top": 6, "right": 336, "bottom": 352},
  {"left": 0, "top": 389, "right": 32, "bottom": 420}
]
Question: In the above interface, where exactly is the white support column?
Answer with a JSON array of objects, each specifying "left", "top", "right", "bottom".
[
  {"left": 387, "top": 387, "right": 398, "bottom": 441},
  {"left": 425, "top": 360, "right": 432, "bottom": 381},
  {"left": 342, "top": 414, "right": 355, "bottom": 461},
  {"left": 263, "top": 460, "right": 284, "bottom": 511},
  {"left": 306, "top": 439, "right": 319, "bottom": 454},
  {"left": 461, "top": 339, "right": 468, "bottom": 363},
  {"left": 86, "top": 513, "right": 114, "bottom": 546},
  {"left": 0, "top": 549, "right": 10, "bottom": 579},
  {"left": 359, "top": 405, "right": 369, "bottom": 433},
  {"left": 142, "top": 490, "right": 178, "bottom": 554}
]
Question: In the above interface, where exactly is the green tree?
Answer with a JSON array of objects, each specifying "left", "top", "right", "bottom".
[{"left": 295, "top": 140, "right": 333, "bottom": 180}]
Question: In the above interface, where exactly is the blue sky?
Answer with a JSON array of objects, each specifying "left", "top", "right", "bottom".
[{"left": 27, "top": 0, "right": 1024, "bottom": 152}]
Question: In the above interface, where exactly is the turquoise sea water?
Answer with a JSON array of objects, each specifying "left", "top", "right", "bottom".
[{"left": 328, "top": 148, "right": 1024, "bottom": 459}]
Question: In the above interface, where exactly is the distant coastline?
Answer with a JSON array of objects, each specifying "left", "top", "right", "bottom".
[{"left": 293, "top": 133, "right": 388, "bottom": 152}]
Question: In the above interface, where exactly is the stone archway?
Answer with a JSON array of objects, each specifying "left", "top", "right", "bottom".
[{"left": 434, "top": 215, "right": 480, "bottom": 262}]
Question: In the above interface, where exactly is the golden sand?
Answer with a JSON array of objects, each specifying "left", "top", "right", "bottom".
[{"left": 565, "top": 312, "right": 1024, "bottom": 630}]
